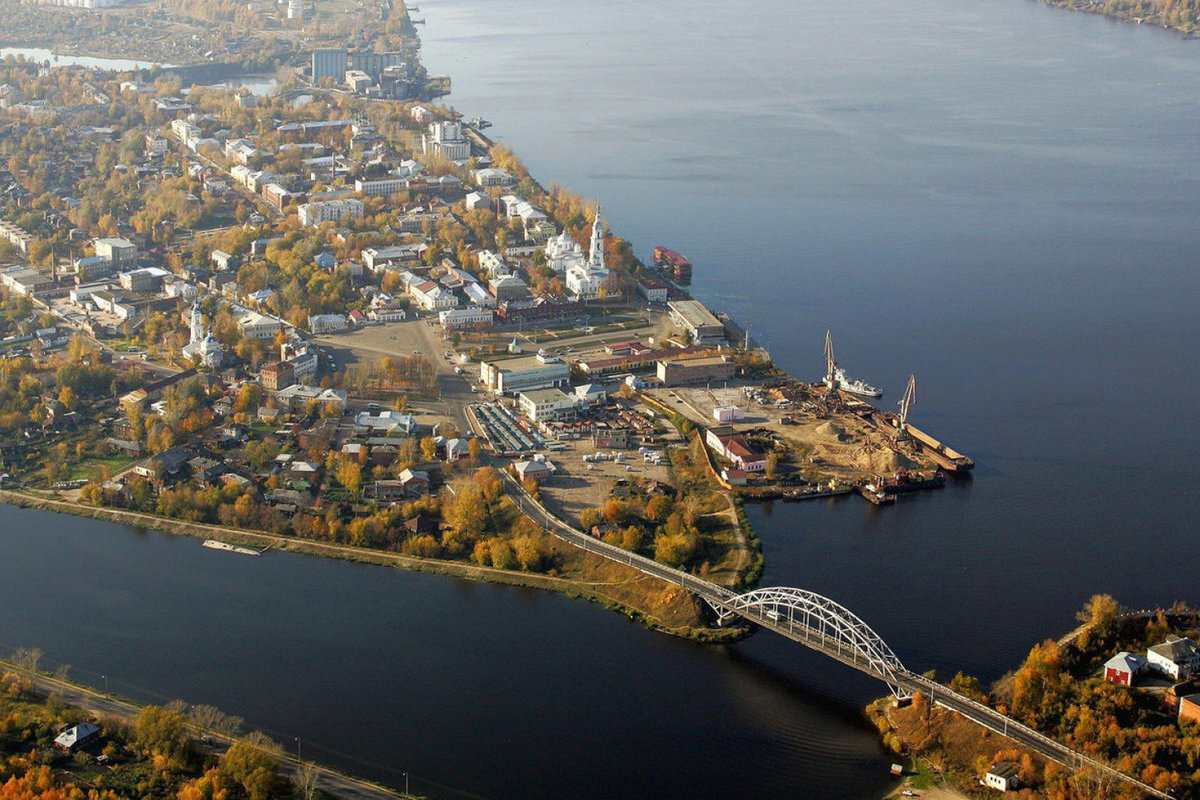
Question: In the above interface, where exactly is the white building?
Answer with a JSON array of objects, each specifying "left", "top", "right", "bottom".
[
  {"left": 355, "top": 177, "right": 407, "bottom": 198},
  {"left": 181, "top": 301, "right": 224, "bottom": 368},
  {"left": 439, "top": 307, "right": 493, "bottom": 329},
  {"left": 298, "top": 198, "right": 364, "bottom": 227},
  {"left": 308, "top": 313, "right": 349, "bottom": 334},
  {"left": 421, "top": 121, "right": 471, "bottom": 161},
  {"left": 237, "top": 310, "right": 282, "bottom": 340},
  {"left": 544, "top": 230, "right": 584, "bottom": 274},
  {"left": 464, "top": 191, "right": 491, "bottom": 211},
  {"left": 518, "top": 387, "right": 577, "bottom": 422},
  {"left": 472, "top": 167, "right": 517, "bottom": 188},
  {"left": 1147, "top": 635, "right": 1200, "bottom": 680},
  {"left": 276, "top": 385, "right": 346, "bottom": 413},
  {"left": 0, "top": 220, "right": 33, "bottom": 255},
  {"left": 411, "top": 281, "right": 458, "bottom": 311},
  {"left": 93, "top": 237, "right": 138, "bottom": 268},
  {"left": 477, "top": 249, "right": 510, "bottom": 278},
  {"left": 464, "top": 282, "right": 495, "bottom": 308},
  {"left": 224, "top": 138, "right": 259, "bottom": 164},
  {"left": 563, "top": 208, "right": 611, "bottom": 298},
  {"left": 984, "top": 762, "right": 1020, "bottom": 793},
  {"left": 479, "top": 353, "right": 570, "bottom": 394}
]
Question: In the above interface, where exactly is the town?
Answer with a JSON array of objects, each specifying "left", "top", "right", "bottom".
[{"left": 0, "top": 33, "right": 981, "bottom": 619}]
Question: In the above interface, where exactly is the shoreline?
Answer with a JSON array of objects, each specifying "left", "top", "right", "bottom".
[
  {"left": 0, "top": 489, "right": 741, "bottom": 644},
  {"left": 0, "top": 656, "right": 411, "bottom": 800}
]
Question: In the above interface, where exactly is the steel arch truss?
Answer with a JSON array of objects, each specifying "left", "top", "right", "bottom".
[{"left": 717, "top": 588, "right": 908, "bottom": 687}]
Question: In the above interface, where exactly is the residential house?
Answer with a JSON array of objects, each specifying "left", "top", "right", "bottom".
[
  {"left": 133, "top": 447, "right": 191, "bottom": 484},
  {"left": 1147, "top": 636, "right": 1200, "bottom": 680},
  {"left": 397, "top": 468, "right": 430, "bottom": 496},
  {"left": 1179, "top": 693, "right": 1200, "bottom": 725},
  {"left": 514, "top": 458, "right": 554, "bottom": 483},
  {"left": 1104, "top": 651, "right": 1148, "bottom": 687},
  {"left": 444, "top": 437, "right": 471, "bottom": 461},
  {"left": 54, "top": 723, "right": 100, "bottom": 753},
  {"left": 188, "top": 456, "right": 226, "bottom": 486},
  {"left": 984, "top": 762, "right": 1020, "bottom": 793}
]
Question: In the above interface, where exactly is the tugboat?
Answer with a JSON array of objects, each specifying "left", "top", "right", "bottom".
[{"left": 858, "top": 482, "right": 896, "bottom": 506}]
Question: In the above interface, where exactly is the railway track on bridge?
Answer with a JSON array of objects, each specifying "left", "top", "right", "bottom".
[{"left": 502, "top": 473, "right": 1171, "bottom": 799}]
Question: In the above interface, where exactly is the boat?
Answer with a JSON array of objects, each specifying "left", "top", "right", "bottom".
[
  {"left": 202, "top": 539, "right": 262, "bottom": 556},
  {"left": 858, "top": 484, "right": 896, "bottom": 506},
  {"left": 832, "top": 366, "right": 882, "bottom": 398},
  {"left": 878, "top": 470, "right": 946, "bottom": 494}
]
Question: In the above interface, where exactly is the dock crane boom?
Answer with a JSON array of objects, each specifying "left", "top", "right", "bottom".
[
  {"left": 898, "top": 375, "right": 916, "bottom": 434},
  {"left": 824, "top": 330, "right": 836, "bottom": 388}
]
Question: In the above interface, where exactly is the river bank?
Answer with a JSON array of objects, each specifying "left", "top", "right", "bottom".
[
  {"left": 0, "top": 488, "right": 741, "bottom": 643},
  {"left": 1039, "top": 0, "right": 1200, "bottom": 36},
  {"left": 867, "top": 601, "right": 1200, "bottom": 799},
  {"left": 0, "top": 655, "right": 411, "bottom": 800}
]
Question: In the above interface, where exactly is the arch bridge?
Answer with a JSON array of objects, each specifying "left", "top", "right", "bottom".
[{"left": 505, "top": 476, "right": 1174, "bottom": 799}]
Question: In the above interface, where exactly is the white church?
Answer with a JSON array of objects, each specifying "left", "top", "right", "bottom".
[
  {"left": 182, "top": 301, "right": 224, "bottom": 369},
  {"left": 544, "top": 208, "right": 611, "bottom": 298}
]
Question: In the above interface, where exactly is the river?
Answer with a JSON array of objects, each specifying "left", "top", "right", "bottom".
[{"left": 3, "top": 0, "right": 1199, "bottom": 797}]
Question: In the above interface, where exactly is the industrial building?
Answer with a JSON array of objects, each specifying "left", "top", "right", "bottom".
[
  {"left": 312, "top": 48, "right": 347, "bottom": 83},
  {"left": 479, "top": 353, "right": 570, "bottom": 394},
  {"left": 657, "top": 355, "right": 736, "bottom": 387},
  {"left": 668, "top": 299, "right": 724, "bottom": 344}
]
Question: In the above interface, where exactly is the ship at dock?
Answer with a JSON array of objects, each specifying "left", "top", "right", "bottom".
[
  {"left": 823, "top": 331, "right": 883, "bottom": 397},
  {"left": 202, "top": 539, "right": 263, "bottom": 556}
]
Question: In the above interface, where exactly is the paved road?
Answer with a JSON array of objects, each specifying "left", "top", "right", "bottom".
[{"left": 6, "top": 665, "right": 411, "bottom": 800}]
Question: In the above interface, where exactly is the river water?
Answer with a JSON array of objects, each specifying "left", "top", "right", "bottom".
[{"left": 3, "top": 0, "right": 1199, "bottom": 797}]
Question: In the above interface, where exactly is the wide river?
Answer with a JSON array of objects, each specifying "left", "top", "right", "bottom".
[{"left": 4, "top": 0, "right": 1200, "bottom": 797}]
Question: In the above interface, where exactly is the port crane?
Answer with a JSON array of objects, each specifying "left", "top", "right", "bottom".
[
  {"left": 823, "top": 330, "right": 837, "bottom": 389},
  {"left": 897, "top": 374, "right": 916, "bottom": 436}
]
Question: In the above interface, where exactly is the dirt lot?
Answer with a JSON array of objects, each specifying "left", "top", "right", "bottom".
[{"left": 534, "top": 435, "right": 674, "bottom": 529}]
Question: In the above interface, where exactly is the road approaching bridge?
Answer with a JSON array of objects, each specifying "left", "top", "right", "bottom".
[{"left": 504, "top": 474, "right": 1171, "bottom": 800}]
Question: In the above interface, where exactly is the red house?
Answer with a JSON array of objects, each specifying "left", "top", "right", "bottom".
[{"left": 1104, "top": 651, "right": 1148, "bottom": 687}]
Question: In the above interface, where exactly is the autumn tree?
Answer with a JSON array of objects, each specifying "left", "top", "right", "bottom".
[{"left": 1076, "top": 594, "right": 1120, "bottom": 639}]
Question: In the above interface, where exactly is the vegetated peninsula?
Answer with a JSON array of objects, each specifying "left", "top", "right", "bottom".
[
  {"left": 872, "top": 596, "right": 1200, "bottom": 800},
  {"left": 1038, "top": 0, "right": 1200, "bottom": 35}
]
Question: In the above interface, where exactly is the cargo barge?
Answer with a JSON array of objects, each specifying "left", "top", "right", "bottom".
[
  {"left": 652, "top": 246, "right": 692, "bottom": 284},
  {"left": 869, "top": 413, "right": 974, "bottom": 472},
  {"left": 202, "top": 539, "right": 262, "bottom": 556}
]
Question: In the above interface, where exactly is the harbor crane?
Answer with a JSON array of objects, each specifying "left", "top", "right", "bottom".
[
  {"left": 897, "top": 374, "right": 916, "bottom": 435},
  {"left": 824, "top": 330, "right": 837, "bottom": 389}
]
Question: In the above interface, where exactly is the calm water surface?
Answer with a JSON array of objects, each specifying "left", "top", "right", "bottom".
[
  {"left": 2, "top": 0, "right": 1199, "bottom": 797},
  {"left": 0, "top": 47, "right": 170, "bottom": 71}
]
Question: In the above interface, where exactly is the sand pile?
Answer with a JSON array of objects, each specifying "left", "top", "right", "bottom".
[{"left": 814, "top": 421, "right": 852, "bottom": 442}]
